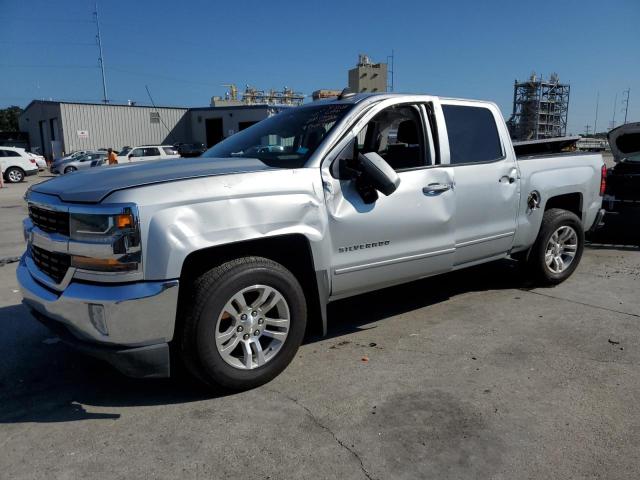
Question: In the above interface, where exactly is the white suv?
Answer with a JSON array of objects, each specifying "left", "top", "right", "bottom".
[
  {"left": 0, "top": 146, "right": 39, "bottom": 183},
  {"left": 122, "top": 145, "right": 179, "bottom": 163}
]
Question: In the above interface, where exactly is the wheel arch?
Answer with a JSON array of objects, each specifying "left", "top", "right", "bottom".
[
  {"left": 177, "top": 234, "right": 327, "bottom": 338},
  {"left": 543, "top": 192, "right": 583, "bottom": 220}
]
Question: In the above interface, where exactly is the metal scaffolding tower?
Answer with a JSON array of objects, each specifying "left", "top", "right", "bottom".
[{"left": 507, "top": 72, "right": 570, "bottom": 140}]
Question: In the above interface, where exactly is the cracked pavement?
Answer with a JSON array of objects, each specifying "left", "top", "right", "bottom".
[{"left": 1, "top": 175, "right": 640, "bottom": 479}]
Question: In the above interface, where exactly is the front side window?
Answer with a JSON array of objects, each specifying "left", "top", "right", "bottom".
[
  {"left": 202, "top": 103, "right": 354, "bottom": 168},
  {"left": 442, "top": 105, "right": 502, "bottom": 165},
  {"left": 348, "top": 105, "right": 427, "bottom": 171}
]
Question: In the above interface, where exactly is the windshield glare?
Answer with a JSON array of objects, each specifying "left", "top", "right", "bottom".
[{"left": 202, "top": 104, "right": 353, "bottom": 167}]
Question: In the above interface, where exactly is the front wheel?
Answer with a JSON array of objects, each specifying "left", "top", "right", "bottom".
[
  {"left": 4, "top": 167, "right": 24, "bottom": 183},
  {"left": 526, "top": 208, "right": 584, "bottom": 285},
  {"left": 179, "top": 257, "right": 307, "bottom": 390},
  {"left": 64, "top": 166, "right": 77, "bottom": 174}
]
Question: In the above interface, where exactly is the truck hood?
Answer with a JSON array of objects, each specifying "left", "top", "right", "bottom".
[
  {"left": 31, "top": 157, "right": 274, "bottom": 203},
  {"left": 608, "top": 122, "right": 640, "bottom": 163}
]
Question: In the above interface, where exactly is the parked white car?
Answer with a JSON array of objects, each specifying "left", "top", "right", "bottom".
[
  {"left": 25, "top": 151, "right": 47, "bottom": 170},
  {"left": 123, "top": 145, "right": 179, "bottom": 163},
  {"left": 0, "top": 146, "right": 39, "bottom": 183}
]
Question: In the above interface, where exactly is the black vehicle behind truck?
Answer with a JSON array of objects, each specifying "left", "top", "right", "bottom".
[
  {"left": 602, "top": 122, "right": 640, "bottom": 240},
  {"left": 175, "top": 143, "right": 206, "bottom": 158}
]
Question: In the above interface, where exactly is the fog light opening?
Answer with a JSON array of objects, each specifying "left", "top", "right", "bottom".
[{"left": 88, "top": 304, "right": 109, "bottom": 336}]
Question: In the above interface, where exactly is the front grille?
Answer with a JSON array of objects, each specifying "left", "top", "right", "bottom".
[
  {"left": 31, "top": 245, "right": 71, "bottom": 284},
  {"left": 29, "top": 205, "right": 69, "bottom": 236}
]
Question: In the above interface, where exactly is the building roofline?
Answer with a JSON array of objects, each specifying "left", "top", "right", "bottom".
[
  {"left": 188, "top": 104, "right": 297, "bottom": 112},
  {"left": 21, "top": 99, "right": 189, "bottom": 112}
]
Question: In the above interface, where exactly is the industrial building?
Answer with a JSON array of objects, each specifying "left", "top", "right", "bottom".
[
  {"left": 348, "top": 54, "right": 388, "bottom": 93},
  {"left": 507, "top": 73, "right": 570, "bottom": 141},
  {"left": 211, "top": 85, "right": 304, "bottom": 107},
  {"left": 19, "top": 100, "right": 292, "bottom": 158}
]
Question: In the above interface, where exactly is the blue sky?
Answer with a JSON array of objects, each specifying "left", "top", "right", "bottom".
[{"left": 1, "top": 0, "right": 638, "bottom": 134}]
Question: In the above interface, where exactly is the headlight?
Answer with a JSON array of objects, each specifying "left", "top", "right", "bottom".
[
  {"left": 69, "top": 209, "right": 141, "bottom": 273},
  {"left": 70, "top": 213, "right": 134, "bottom": 239}
]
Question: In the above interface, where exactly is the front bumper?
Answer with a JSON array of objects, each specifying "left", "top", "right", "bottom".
[{"left": 17, "top": 255, "right": 179, "bottom": 378}]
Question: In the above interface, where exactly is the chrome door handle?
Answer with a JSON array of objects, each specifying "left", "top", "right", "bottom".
[
  {"left": 499, "top": 175, "right": 516, "bottom": 184},
  {"left": 423, "top": 183, "right": 452, "bottom": 194}
]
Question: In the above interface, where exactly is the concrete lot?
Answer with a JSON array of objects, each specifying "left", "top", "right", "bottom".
[{"left": 1, "top": 173, "right": 639, "bottom": 479}]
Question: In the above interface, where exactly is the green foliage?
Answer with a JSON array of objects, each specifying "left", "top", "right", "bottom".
[{"left": 0, "top": 106, "right": 23, "bottom": 132}]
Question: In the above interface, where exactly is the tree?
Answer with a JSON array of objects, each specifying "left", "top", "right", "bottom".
[{"left": 0, "top": 106, "right": 23, "bottom": 132}]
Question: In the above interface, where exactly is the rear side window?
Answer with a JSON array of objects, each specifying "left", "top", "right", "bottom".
[
  {"left": 144, "top": 147, "right": 160, "bottom": 156},
  {"left": 3, "top": 150, "right": 20, "bottom": 157},
  {"left": 162, "top": 147, "right": 178, "bottom": 155},
  {"left": 442, "top": 105, "right": 502, "bottom": 165}
]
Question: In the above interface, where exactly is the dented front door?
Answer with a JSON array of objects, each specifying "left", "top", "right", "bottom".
[{"left": 324, "top": 167, "right": 456, "bottom": 298}]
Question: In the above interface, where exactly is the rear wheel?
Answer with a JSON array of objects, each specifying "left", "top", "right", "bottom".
[
  {"left": 526, "top": 208, "right": 584, "bottom": 285},
  {"left": 5, "top": 167, "right": 24, "bottom": 183},
  {"left": 179, "top": 257, "right": 307, "bottom": 390},
  {"left": 64, "top": 166, "right": 77, "bottom": 174}
]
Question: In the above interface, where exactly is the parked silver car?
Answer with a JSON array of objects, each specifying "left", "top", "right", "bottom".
[{"left": 50, "top": 151, "right": 108, "bottom": 174}]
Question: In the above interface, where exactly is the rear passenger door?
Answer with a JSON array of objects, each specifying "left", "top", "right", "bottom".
[{"left": 440, "top": 101, "right": 519, "bottom": 266}]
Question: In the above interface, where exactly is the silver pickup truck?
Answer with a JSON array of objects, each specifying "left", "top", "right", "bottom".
[{"left": 18, "top": 93, "right": 606, "bottom": 390}]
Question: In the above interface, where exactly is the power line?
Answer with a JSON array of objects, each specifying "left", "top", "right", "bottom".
[
  {"left": 107, "top": 66, "right": 220, "bottom": 87},
  {"left": 0, "top": 64, "right": 98, "bottom": 69},
  {"left": 0, "top": 40, "right": 95, "bottom": 46},
  {"left": 0, "top": 17, "right": 94, "bottom": 24}
]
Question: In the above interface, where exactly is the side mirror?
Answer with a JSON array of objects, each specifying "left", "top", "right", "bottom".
[{"left": 357, "top": 152, "right": 400, "bottom": 196}]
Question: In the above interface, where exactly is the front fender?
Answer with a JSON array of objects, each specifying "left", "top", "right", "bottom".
[{"left": 104, "top": 168, "right": 329, "bottom": 280}]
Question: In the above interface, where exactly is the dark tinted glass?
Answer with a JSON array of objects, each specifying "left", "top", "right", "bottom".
[
  {"left": 442, "top": 105, "right": 502, "bottom": 165},
  {"left": 4, "top": 150, "right": 20, "bottom": 157},
  {"left": 144, "top": 148, "right": 161, "bottom": 156}
]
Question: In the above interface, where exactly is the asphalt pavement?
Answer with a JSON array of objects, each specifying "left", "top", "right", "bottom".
[{"left": 1, "top": 173, "right": 639, "bottom": 479}]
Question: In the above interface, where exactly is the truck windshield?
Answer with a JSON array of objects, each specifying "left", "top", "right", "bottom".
[{"left": 202, "top": 104, "right": 353, "bottom": 167}]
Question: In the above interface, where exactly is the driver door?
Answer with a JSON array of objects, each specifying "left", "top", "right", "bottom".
[{"left": 323, "top": 102, "right": 456, "bottom": 298}]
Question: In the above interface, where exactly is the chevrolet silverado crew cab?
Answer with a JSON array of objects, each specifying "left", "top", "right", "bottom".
[{"left": 18, "top": 93, "right": 606, "bottom": 390}]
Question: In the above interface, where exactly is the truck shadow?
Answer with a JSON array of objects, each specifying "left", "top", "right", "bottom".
[{"left": 319, "top": 259, "right": 532, "bottom": 342}]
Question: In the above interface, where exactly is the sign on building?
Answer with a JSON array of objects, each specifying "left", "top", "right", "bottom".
[{"left": 77, "top": 130, "right": 89, "bottom": 138}]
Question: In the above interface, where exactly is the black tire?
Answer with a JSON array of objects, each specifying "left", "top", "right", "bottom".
[
  {"left": 527, "top": 208, "right": 584, "bottom": 285},
  {"left": 4, "top": 167, "right": 25, "bottom": 183},
  {"left": 179, "top": 256, "right": 307, "bottom": 391},
  {"left": 64, "top": 166, "right": 77, "bottom": 174}
]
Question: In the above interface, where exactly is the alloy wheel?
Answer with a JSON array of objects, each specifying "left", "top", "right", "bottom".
[
  {"left": 214, "top": 284, "right": 290, "bottom": 370},
  {"left": 545, "top": 225, "right": 578, "bottom": 273}
]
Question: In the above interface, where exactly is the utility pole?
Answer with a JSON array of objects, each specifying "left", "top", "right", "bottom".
[
  {"left": 94, "top": 1, "right": 108, "bottom": 103},
  {"left": 622, "top": 88, "right": 630, "bottom": 124},
  {"left": 584, "top": 125, "right": 591, "bottom": 137},
  {"left": 611, "top": 92, "right": 617, "bottom": 130},
  {"left": 593, "top": 91, "right": 599, "bottom": 135}
]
